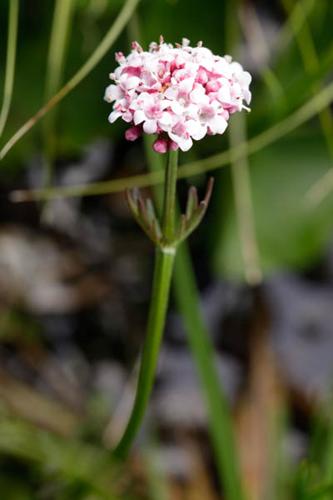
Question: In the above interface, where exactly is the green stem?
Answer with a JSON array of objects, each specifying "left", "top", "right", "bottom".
[
  {"left": 162, "top": 149, "right": 178, "bottom": 242},
  {"left": 113, "top": 150, "right": 179, "bottom": 460},
  {"left": 0, "top": 0, "right": 19, "bottom": 138},
  {"left": 229, "top": 112, "right": 262, "bottom": 285},
  {"left": 144, "top": 136, "right": 244, "bottom": 498},
  {"left": 43, "top": 0, "right": 76, "bottom": 189}
]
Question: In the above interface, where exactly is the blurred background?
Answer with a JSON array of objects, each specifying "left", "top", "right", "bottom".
[{"left": 1, "top": 0, "right": 333, "bottom": 498}]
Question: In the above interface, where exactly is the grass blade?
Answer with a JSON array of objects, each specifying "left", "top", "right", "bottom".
[
  {"left": 172, "top": 248, "right": 245, "bottom": 499},
  {"left": 0, "top": 0, "right": 19, "bottom": 138},
  {"left": 321, "top": 406, "right": 333, "bottom": 500},
  {"left": 43, "top": 0, "right": 76, "bottom": 187},
  {"left": 227, "top": 111, "right": 262, "bottom": 285},
  {"left": 0, "top": 0, "right": 141, "bottom": 161},
  {"left": 0, "top": 417, "right": 119, "bottom": 498},
  {"left": 274, "top": 0, "right": 316, "bottom": 56},
  {"left": 281, "top": 0, "right": 333, "bottom": 205},
  {"left": 239, "top": 3, "right": 285, "bottom": 103},
  {"left": 45, "top": 0, "right": 75, "bottom": 101}
]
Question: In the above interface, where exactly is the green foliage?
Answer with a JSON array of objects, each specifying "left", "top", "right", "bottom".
[
  {"left": 0, "top": 416, "right": 120, "bottom": 499},
  {"left": 213, "top": 132, "right": 333, "bottom": 278}
]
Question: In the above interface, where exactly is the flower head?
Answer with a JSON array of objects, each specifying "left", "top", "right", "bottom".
[{"left": 105, "top": 38, "right": 252, "bottom": 153}]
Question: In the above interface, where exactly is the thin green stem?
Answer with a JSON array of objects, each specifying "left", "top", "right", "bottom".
[
  {"left": 0, "top": 0, "right": 19, "bottom": 138},
  {"left": 229, "top": 113, "right": 262, "bottom": 285},
  {"left": 307, "top": 169, "right": 333, "bottom": 206},
  {"left": 113, "top": 247, "right": 175, "bottom": 460},
  {"left": 144, "top": 136, "right": 244, "bottom": 498},
  {"left": 281, "top": 0, "right": 318, "bottom": 75},
  {"left": 0, "top": 0, "right": 141, "bottom": 160},
  {"left": 218, "top": 0, "right": 261, "bottom": 286},
  {"left": 45, "top": 0, "right": 75, "bottom": 101},
  {"left": 113, "top": 149, "right": 179, "bottom": 459},
  {"left": 43, "top": 0, "right": 76, "bottom": 187},
  {"left": 162, "top": 149, "right": 178, "bottom": 242}
]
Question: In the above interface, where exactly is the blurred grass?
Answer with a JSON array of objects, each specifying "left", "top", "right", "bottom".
[
  {"left": 215, "top": 0, "right": 262, "bottom": 286},
  {"left": 0, "top": 416, "right": 120, "bottom": 499},
  {"left": 0, "top": 0, "right": 141, "bottom": 162},
  {"left": 172, "top": 248, "right": 245, "bottom": 500},
  {"left": 43, "top": 0, "right": 76, "bottom": 187},
  {"left": 227, "top": 112, "right": 262, "bottom": 284},
  {"left": 239, "top": 2, "right": 285, "bottom": 105},
  {"left": 0, "top": 0, "right": 19, "bottom": 138},
  {"left": 214, "top": 134, "right": 333, "bottom": 277},
  {"left": 281, "top": 0, "right": 333, "bottom": 207}
]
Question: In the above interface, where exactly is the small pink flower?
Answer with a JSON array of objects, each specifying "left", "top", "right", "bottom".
[
  {"left": 153, "top": 138, "right": 169, "bottom": 153},
  {"left": 169, "top": 140, "right": 179, "bottom": 151},
  {"left": 105, "top": 39, "right": 252, "bottom": 153},
  {"left": 125, "top": 126, "right": 141, "bottom": 142}
]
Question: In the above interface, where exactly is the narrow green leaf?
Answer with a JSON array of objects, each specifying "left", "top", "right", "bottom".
[{"left": 0, "top": 0, "right": 19, "bottom": 138}]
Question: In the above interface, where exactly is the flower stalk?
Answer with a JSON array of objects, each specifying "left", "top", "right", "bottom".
[
  {"left": 0, "top": 0, "right": 19, "bottom": 139},
  {"left": 162, "top": 150, "right": 179, "bottom": 242},
  {"left": 113, "top": 150, "right": 178, "bottom": 460},
  {"left": 112, "top": 247, "right": 175, "bottom": 460},
  {"left": 114, "top": 149, "right": 213, "bottom": 459}
]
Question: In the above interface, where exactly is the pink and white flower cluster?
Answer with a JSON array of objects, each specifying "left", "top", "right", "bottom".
[{"left": 105, "top": 38, "right": 252, "bottom": 153}]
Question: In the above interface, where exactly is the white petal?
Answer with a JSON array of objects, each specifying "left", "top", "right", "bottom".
[
  {"left": 240, "top": 71, "right": 252, "bottom": 86},
  {"left": 213, "top": 59, "right": 232, "bottom": 78},
  {"left": 185, "top": 120, "right": 207, "bottom": 140},
  {"left": 169, "top": 101, "right": 183, "bottom": 115},
  {"left": 178, "top": 136, "right": 193, "bottom": 151},
  {"left": 122, "top": 76, "right": 140, "bottom": 90},
  {"left": 160, "top": 99, "right": 172, "bottom": 110},
  {"left": 218, "top": 86, "right": 232, "bottom": 104},
  {"left": 123, "top": 110, "right": 133, "bottom": 123},
  {"left": 209, "top": 115, "right": 228, "bottom": 135},
  {"left": 158, "top": 113, "right": 172, "bottom": 131},
  {"left": 108, "top": 110, "right": 122, "bottom": 123},
  {"left": 243, "top": 89, "right": 252, "bottom": 105},
  {"left": 230, "top": 61, "right": 244, "bottom": 75},
  {"left": 169, "top": 132, "right": 193, "bottom": 152},
  {"left": 164, "top": 87, "right": 178, "bottom": 100},
  {"left": 190, "top": 87, "right": 209, "bottom": 105},
  {"left": 231, "top": 82, "right": 242, "bottom": 98},
  {"left": 133, "top": 109, "right": 146, "bottom": 125},
  {"left": 104, "top": 84, "right": 122, "bottom": 102},
  {"left": 143, "top": 119, "right": 157, "bottom": 134},
  {"left": 186, "top": 103, "right": 200, "bottom": 119},
  {"left": 178, "top": 77, "right": 195, "bottom": 94}
]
